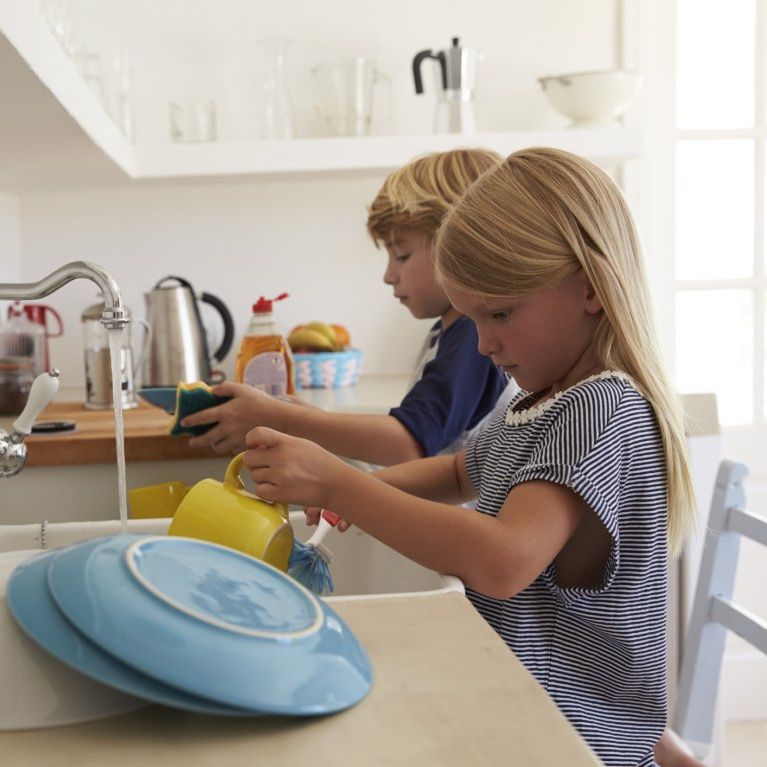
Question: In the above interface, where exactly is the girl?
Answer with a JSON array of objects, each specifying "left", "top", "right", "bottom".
[{"left": 243, "top": 148, "right": 697, "bottom": 767}]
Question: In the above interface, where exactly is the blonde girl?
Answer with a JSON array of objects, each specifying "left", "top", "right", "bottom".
[{"left": 243, "top": 148, "right": 696, "bottom": 767}]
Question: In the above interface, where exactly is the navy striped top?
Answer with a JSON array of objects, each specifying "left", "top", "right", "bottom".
[{"left": 464, "top": 372, "right": 667, "bottom": 767}]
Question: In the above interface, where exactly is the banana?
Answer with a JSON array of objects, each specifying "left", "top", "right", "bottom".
[
  {"left": 305, "top": 322, "right": 338, "bottom": 350},
  {"left": 287, "top": 327, "right": 336, "bottom": 352}
]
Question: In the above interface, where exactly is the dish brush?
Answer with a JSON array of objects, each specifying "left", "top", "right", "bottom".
[{"left": 288, "top": 510, "right": 341, "bottom": 595}]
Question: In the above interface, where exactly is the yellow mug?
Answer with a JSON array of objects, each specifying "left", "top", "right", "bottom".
[
  {"left": 167, "top": 453, "right": 293, "bottom": 571},
  {"left": 129, "top": 481, "right": 190, "bottom": 519}
]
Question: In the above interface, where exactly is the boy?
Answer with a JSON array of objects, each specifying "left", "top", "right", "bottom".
[{"left": 183, "top": 149, "right": 510, "bottom": 467}]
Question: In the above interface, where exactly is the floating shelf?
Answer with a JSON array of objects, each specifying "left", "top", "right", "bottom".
[{"left": 0, "top": 0, "right": 643, "bottom": 192}]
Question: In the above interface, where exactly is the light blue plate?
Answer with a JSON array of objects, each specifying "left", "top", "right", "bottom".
[
  {"left": 6, "top": 543, "right": 261, "bottom": 717},
  {"left": 47, "top": 535, "right": 373, "bottom": 715}
]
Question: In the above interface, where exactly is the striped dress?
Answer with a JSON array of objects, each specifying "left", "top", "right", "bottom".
[{"left": 464, "top": 371, "right": 667, "bottom": 767}]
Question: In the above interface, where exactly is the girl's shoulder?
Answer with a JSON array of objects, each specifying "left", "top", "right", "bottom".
[{"left": 505, "top": 370, "right": 648, "bottom": 428}]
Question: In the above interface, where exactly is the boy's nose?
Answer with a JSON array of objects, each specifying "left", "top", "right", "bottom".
[{"left": 383, "top": 266, "right": 397, "bottom": 285}]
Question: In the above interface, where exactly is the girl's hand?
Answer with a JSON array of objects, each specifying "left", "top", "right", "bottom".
[
  {"left": 243, "top": 426, "right": 349, "bottom": 509},
  {"left": 184, "top": 382, "right": 285, "bottom": 454},
  {"left": 305, "top": 506, "right": 352, "bottom": 533}
]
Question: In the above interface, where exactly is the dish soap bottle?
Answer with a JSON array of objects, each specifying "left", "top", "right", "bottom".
[{"left": 235, "top": 293, "right": 295, "bottom": 395}]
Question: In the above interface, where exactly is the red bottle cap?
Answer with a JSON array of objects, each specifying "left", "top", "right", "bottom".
[{"left": 252, "top": 293, "right": 289, "bottom": 313}]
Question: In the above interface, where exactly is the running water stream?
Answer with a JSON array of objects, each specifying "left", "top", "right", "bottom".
[{"left": 108, "top": 328, "right": 129, "bottom": 534}]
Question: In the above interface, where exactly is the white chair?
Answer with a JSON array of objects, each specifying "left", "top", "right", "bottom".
[{"left": 673, "top": 460, "right": 767, "bottom": 760}]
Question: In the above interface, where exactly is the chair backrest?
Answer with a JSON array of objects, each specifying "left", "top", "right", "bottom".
[{"left": 673, "top": 460, "right": 767, "bottom": 758}]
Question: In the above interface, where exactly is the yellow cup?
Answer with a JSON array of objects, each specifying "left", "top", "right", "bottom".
[
  {"left": 128, "top": 481, "right": 190, "bottom": 519},
  {"left": 167, "top": 453, "right": 293, "bottom": 572}
]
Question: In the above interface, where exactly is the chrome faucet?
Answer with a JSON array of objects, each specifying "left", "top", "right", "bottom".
[
  {"left": 0, "top": 261, "right": 130, "bottom": 329},
  {"left": 0, "top": 261, "right": 130, "bottom": 477}
]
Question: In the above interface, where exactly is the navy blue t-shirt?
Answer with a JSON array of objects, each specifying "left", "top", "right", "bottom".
[{"left": 389, "top": 317, "right": 506, "bottom": 456}]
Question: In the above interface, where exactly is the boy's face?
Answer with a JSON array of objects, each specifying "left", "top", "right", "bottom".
[{"left": 382, "top": 229, "right": 452, "bottom": 320}]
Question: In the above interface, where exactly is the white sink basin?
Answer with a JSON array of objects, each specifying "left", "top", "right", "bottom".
[{"left": 0, "top": 514, "right": 463, "bottom": 601}]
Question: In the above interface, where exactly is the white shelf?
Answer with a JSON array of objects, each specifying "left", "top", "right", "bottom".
[
  {"left": 0, "top": 0, "right": 643, "bottom": 192},
  {"left": 133, "top": 128, "right": 642, "bottom": 182}
]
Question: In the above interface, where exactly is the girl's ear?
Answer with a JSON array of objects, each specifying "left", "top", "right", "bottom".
[{"left": 583, "top": 275, "right": 603, "bottom": 315}]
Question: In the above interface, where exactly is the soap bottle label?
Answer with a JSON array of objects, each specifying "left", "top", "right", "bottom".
[{"left": 243, "top": 352, "right": 288, "bottom": 395}]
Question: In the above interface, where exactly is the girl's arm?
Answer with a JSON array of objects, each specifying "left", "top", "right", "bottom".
[
  {"left": 372, "top": 452, "right": 475, "bottom": 504},
  {"left": 245, "top": 427, "right": 587, "bottom": 599}
]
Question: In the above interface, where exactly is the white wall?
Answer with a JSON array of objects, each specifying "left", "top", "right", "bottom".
[
  {"left": 19, "top": 175, "right": 423, "bottom": 387},
  {"left": 0, "top": 191, "right": 21, "bottom": 283}
]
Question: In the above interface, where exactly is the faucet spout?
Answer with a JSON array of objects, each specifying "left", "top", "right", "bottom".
[{"left": 0, "top": 261, "right": 129, "bottom": 328}]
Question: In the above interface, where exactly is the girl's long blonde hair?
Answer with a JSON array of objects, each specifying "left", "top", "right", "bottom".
[{"left": 435, "top": 147, "right": 695, "bottom": 555}]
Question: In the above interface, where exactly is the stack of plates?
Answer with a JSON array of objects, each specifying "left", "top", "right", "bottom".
[{"left": 4, "top": 535, "right": 372, "bottom": 727}]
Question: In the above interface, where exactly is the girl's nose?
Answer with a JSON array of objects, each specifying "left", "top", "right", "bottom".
[
  {"left": 383, "top": 264, "right": 397, "bottom": 285},
  {"left": 476, "top": 328, "right": 496, "bottom": 358}
]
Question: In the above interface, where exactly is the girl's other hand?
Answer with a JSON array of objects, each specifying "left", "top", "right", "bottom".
[
  {"left": 243, "top": 426, "right": 349, "bottom": 509},
  {"left": 305, "top": 506, "right": 352, "bottom": 532}
]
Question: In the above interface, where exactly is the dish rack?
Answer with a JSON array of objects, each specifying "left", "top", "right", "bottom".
[{"left": 293, "top": 348, "right": 363, "bottom": 389}]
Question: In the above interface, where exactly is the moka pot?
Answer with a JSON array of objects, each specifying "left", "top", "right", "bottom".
[{"left": 412, "top": 37, "right": 479, "bottom": 134}]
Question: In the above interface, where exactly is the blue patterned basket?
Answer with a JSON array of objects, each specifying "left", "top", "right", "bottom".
[{"left": 294, "top": 349, "right": 363, "bottom": 389}]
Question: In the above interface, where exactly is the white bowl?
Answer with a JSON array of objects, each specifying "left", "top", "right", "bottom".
[{"left": 538, "top": 69, "right": 643, "bottom": 128}]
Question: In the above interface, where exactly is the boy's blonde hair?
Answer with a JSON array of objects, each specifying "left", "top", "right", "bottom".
[
  {"left": 367, "top": 148, "right": 502, "bottom": 245},
  {"left": 435, "top": 147, "right": 695, "bottom": 556}
]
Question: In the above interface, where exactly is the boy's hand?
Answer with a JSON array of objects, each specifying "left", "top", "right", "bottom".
[
  {"left": 183, "top": 382, "right": 286, "bottom": 454},
  {"left": 243, "top": 427, "right": 349, "bottom": 510}
]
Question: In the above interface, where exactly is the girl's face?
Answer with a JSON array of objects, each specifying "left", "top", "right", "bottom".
[
  {"left": 444, "top": 271, "right": 604, "bottom": 394},
  {"left": 383, "top": 229, "right": 453, "bottom": 320}
]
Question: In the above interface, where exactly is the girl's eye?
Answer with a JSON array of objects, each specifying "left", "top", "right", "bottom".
[
  {"left": 396, "top": 254, "right": 410, "bottom": 263},
  {"left": 491, "top": 309, "right": 512, "bottom": 321}
]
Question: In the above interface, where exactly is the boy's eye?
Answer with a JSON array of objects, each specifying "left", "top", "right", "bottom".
[
  {"left": 396, "top": 254, "right": 410, "bottom": 263},
  {"left": 490, "top": 309, "right": 512, "bottom": 321}
]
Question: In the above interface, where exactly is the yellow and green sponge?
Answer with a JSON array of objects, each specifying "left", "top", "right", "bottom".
[{"left": 168, "top": 381, "right": 231, "bottom": 437}]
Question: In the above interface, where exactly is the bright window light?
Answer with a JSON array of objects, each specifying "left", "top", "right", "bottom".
[
  {"left": 676, "top": 0, "right": 755, "bottom": 129},
  {"left": 676, "top": 289, "right": 753, "bottom": 425},
  {"left": 675, "top": 140, "right": 754, "bottom": 280}
]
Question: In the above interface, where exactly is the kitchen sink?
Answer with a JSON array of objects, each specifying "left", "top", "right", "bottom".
[{"left": 0, "top": 514, "right": 463, "bottom": 601}]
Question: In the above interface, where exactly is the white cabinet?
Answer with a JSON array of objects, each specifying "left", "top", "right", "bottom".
[{"left": 0, "top": 0, "right": 642, "bottom": 193}]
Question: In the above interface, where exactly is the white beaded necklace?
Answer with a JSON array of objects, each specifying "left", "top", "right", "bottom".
[{"left": 504, "top": 370, "right": 637, "bottom": 427}]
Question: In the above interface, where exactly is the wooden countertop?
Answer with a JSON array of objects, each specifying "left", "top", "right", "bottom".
[
  {"left": 22, "top": 401, "right": 214, "bottom": 467},
  {"left": 5, "top": 377, "right": 411, "bottom": 469},
  {"left": 1, "top": 593, "right": 601, "bottom": 767}
]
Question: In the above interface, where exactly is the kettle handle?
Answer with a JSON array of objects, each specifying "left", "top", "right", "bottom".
[
  {"left": 412, "top": 49, "right": 447, "bottom": 94},
  {"left": 200, "top": 291, "right": 235, "bottom": 363},
  {"left": 153, "top": 275, "right": 193, "bottom": 290}
]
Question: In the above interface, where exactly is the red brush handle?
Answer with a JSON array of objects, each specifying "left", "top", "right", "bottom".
[{"left": 321, "top": 509, "right": 342, "bottom": 527}]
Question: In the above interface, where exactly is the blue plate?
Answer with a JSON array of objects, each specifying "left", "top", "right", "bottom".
[
  {"left": 47, "top": 535, "right": 373, "bottom": 715},
  {"left": 6, "top": 543, "right": 261, "bottom": 717},
  {"left": 137, "top": 387, "right": 177, "bottom": 414}
]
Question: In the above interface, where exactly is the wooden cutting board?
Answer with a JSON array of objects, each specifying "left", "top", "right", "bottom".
[{"left": 24, "top": 401, "right": 216, "bottom": 466}]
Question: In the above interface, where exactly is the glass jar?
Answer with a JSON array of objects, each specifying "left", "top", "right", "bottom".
[{"left": 0, "top": 357, "right": 34, "bottom": 416}]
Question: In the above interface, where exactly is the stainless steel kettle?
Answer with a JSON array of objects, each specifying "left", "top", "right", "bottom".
[{"left": 142, "top": 276, "right": 234, "bottom": 386}]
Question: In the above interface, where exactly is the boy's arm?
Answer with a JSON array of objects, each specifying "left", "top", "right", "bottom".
[
  {"left": 184, "top": 382, "right": 424, "bottom": 465},
  {"left": 273, "top": 408, "right": 424, "bottom": 466}
]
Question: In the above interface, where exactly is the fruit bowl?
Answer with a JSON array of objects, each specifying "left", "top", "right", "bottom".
[
  {"left": 537, "top": 69, "right": 643, "bottom": 128},
  {"left": 294, "top": 349, "right": 363, "bottom": 389}
]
